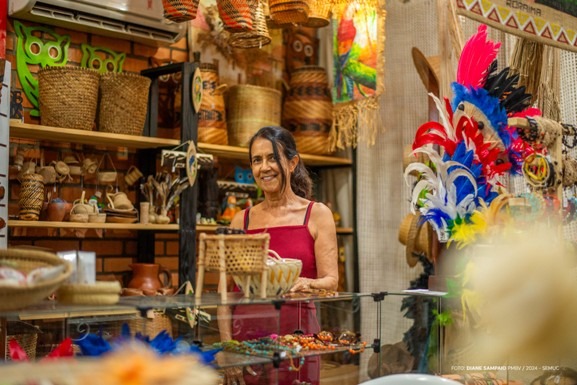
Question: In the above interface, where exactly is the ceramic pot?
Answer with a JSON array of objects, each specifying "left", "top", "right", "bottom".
[
  {"left": 127, "top": 263, "right": 172, "bottom": 294},
  {"left": 46, "top": 199, "right": 72, "bottom": 222}
]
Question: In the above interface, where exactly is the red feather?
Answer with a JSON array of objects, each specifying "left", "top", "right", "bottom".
[
  {"left": 44, "top": 338, "right": 74, "bottom": 360},
  {"left": 457, "top": 25, "right": 501, "bottom": 88},
  {"left": 8, "top": 339, "right": 29, "bottom": 361}
]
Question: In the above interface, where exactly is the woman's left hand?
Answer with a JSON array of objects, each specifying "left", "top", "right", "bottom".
[{"left": 290, "top": 277, "right": 315, "bottom": 292}]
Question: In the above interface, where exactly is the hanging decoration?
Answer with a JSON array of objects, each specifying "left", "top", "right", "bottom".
[
  {"left": 80, "top": 44, "right": 126, "bottom": 74},
  {"left": 455, "top": 0, "right": 577, "bottom": 53},
  {"left": 329, "top": 0, "right": 386, "bottom": 151},
  {"left": 14, "top": 20, "right": 70, "bottom": 117}
]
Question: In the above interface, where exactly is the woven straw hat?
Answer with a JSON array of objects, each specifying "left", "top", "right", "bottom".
[
  {"left": 411, "top": 47, "right": 440, "bottom": 94},
  {"left": 398, "top": 212, "right": 433, "bottom": 267}
]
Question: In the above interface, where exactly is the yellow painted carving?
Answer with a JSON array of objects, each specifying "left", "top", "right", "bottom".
[
  {"left": 481, "top": 0, "right": 493, "bottom": 14},
  {"left": 533, "top": 16, "right": 547, "bottom": 33},
  {"left": 463, "top": 0, "right": 477, "bottom": 9},
  {"left": 550, "top": 23, "right": 561, "bottom": 38},
  {"left": 497, "top": 6, "right": 511, "bottom": 22},
  {"left": 515, "top": 11, "right": 530, "bottom": 26},
  {"left": 566, "top": 29, "right": 576, "bottom": 43}
]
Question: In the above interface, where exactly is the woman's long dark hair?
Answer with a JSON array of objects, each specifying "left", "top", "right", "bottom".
[{"left": 248, "top": 126, "right": 313, "bottom": 199}]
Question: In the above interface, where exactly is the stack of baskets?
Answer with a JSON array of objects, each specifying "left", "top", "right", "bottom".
[{"left": 38, "top": 66, "right": 151, "bottom": 136}]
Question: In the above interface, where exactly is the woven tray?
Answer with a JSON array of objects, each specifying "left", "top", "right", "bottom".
[
  {"left": 58, "top": 281, "right": 121, "bottom": 305},
  {"left": 0, "top": 248, "right": 73, "bottom": 311}
]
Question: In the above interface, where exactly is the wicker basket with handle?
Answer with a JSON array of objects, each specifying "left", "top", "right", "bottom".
[
  {"left": 0, "top": 248, "right": 73, "bottom": 311},
  {"left": 38, "top": 66, "right": 100, "bottom": 131},
  {"left": 196, "top": 233, "right": 271, "bottom": 301}
]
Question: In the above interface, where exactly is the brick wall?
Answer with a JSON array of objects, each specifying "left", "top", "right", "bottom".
[{"left": 6, "top": 18, "right": 189, "bottom": 285}]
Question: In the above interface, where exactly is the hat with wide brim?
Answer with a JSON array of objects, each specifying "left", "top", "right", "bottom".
[
  {"left": 411, "top": 47, "right": 440, "bottom": 94},
  {"left": 398, "top": 211, "right": 433, "bottom": 267}
]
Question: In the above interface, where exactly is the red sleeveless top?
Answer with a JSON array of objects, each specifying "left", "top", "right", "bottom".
[{"left": 243, "top": 201, "right": 317, "bottom": 279}]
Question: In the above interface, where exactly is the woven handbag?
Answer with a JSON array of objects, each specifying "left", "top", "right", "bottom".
[{"left": 162, "top": 0, "right": 200, "bottom": 22}]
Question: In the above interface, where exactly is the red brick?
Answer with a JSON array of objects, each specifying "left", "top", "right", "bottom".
[
  {"left": 90, "top": 35, "right": 131, "bottom": 53},
  {"left": 171, "top": 37, "right": 188, "bottom": 50},
  {"left": 6, "top": 35, "right": 14, "bottom": 52},
  {"left": 67, "top": 47, "right": 84, "bottom": 64},
  {"left": 53, "top": 28, "right": 88, "bottom": 45},
  {"left": 155, "top": 240, "right": 165, "bottom": 255},
  {"left": 155, "top": 233, "right": 179, "bottom": 240},
  {"left": 165, "top": 240, "right": 179, "bottom": 256},
  {"left": 122, "top": 57, "right": 149, "bottom": 74},
  {"left": 34, "top": 239, "right": 80, "bottom": 252},
  {"left": 95, "top": 273, "right": 123, "bottom": 284},
  {"left": 95, "top": 256, "right": 104, "bottom": 273},
  {"left": 124, "top": 240, "right": 137, "bottom": 255},
  {"left": 102, "top": 256, "right": 133, "bottom": 273},
  {"left": 59, "top": 185, "right": 82, "bottom": 204},
  {"left": 104, "top": 229, "right": 138, "bottom": 238},
  {"left": 153, "top": 47, "right": 171, "bottom": 61},
  {"left": 82, "top": 240, "right": 124, "bottom": 256},
  {"left": 155, "top": 256, "right": 178, "bottom": 270},
  {"left": 133, "top": 43, "right": 159, "bottom": 58},
  {"left": 170, "top": 49, "right": 188, "bottom": 63}
]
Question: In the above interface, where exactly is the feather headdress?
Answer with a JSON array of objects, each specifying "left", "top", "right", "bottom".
[{"left": 456, "top": 25, "right": 501, "bottom": 89}]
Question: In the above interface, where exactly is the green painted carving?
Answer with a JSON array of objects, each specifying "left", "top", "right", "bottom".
[
  {"left": 80, "top": 44, "right": 125, "bottom": 73},
  {"left": 14, "top": 20, "right": 71, "bottom": 117}
]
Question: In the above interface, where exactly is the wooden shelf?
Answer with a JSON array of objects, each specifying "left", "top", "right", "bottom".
[
  {"left": 9, "top": 220, "right": 179, "bottom": 230},
  {"left": 10, "top": 120, "right": 180, "bottom": 149},
  {"left": 198, "top": 142, "right": 352, "bottom": 167}
]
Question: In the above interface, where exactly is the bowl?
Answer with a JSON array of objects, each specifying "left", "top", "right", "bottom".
[{"left": 233, "top": 251, "right": 302, "bottom": 297}]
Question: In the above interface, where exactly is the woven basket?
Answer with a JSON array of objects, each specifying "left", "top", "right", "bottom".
[
  {"left": 98, "top": 72, "right": 151, "bottom": 136},
  {"left": 198, "top": 63, "right": 228, "bottom": 145},
  {"left": 302, "top": 0, "right": 331, "bottom": 27},
  {"left": 233, "top": 250, "right": 302, "bottom": 297},
  {"left": 0, "top": 248, "right": 73, "bottom": 311},
  {"left": 218, "top": 0, "right": 255, "bottom": 32},
  {"left": 228, "top": 0, "right": 272, "bottom": 49},
  {"left": 398, "top": 212, "right": 432, "bottom": 267},
  {"left": 201, "top": 233, "right": 270, "bottom": 275},
  {"left": 269, "top": 0, "right": 310, "bottom": 24},
  {"left": 282, "top": 66, "right": 333, "bottom": 155},
  {"left": 129, "top": 310, "right": 173, "bottom": 337},
  {"left": 162, "top": 0, "right": 200, "bottom": 22},
  {"left": 5, "top": 333, "right": 38, "bottom": 361},
  {"left": 18, "top": 173, "right": 45, "bottom": 221},
  {"left": 38, "top": 66, "right": 99, "bottom": 131},
  {"left": 227, "top": 85, "right": 282, "bottom": 147},
  {"left": 57, "top": 281, "right": 121, "bottom": 305}
]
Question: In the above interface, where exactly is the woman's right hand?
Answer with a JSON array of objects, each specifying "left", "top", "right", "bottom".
[{"left": 222, "top": 366, "right": 245, "bottom": 385}]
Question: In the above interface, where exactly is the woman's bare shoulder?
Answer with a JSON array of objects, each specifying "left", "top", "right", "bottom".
[{"left": 310, "top": 202, "right": 335, "bottom": 223}]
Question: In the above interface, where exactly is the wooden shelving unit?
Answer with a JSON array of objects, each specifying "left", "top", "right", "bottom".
[{"left": 10, "top": 120, "right": 180, "bottom": 149}]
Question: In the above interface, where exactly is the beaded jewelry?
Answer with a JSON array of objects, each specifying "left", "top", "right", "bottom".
[
  {"left": 522, "top": 153, "right": 550, "bottom": 189},
  {"left": 287, "top": 353, "right": 305, "bottom": 372}
]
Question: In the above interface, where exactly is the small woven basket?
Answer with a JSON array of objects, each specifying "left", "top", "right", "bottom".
[
  {"left": 228, "top": 0, "right": 272, "bottom": 49},
  {"left": 38, "top": 66, "right": 99, "bottom": 131},
  {"left": 98, "top": 72, "right": 151, "bottom": 136},
  {"left": 0, "top": 248, "right": 73, "bottom": 311},
  {"left": 302, "top": 0, "right": 330, "bottom": 27},
  {"left": 227, "top": 84, "right": 282, "bottom": 147},
  {"left": 162, "top": 0, "right": 200, "bottom": 22},
  {"left": 202, "top": 233, "right": 270, "bottom": 275},
  {"left": 129, "top": 310, "right": 173, "bottom": 337},
  {"left": 218, "top": 0, "right": 255, "bottom": 32},
  {"left": 18, "top": 173, "right": 45, "bottom": 221},
  {"left": 268, "top": 0, "right": 310, "bottom": 25}
]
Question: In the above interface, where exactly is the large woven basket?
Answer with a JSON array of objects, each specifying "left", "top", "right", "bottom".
[
  {"left": 198, "top": 63, "right": 228, "bottom": 145},
  {"left": 0, "top": 248, "right": 73, "bottom": 311},
  {"left": 38, "top": 66, "right": 99, "bottom": 131},
  {"left": 233, "top": 250, "right": 302, "bottom": 297},
  {"left": 218, "top": 0, "right": 255, "bottom": 32},
  {"left": 302, "top": 0, "right": 331, "bottom": 27},
  {"left": 268, "top": 0, "right": 310, "bottom": 25},
  {"left": 282, "top": 65, "right": 333, "bottom": 155},
  {"left": 228, "top": 0, "right": 271, "bottom": 49},
  {"left": 227, "top": 85, "right": 282, "bottom": 147},
  {"left": 98, "top": 72, "right": 151, "bottom": 136},
  {"left": 162, "top": 0, "right": 200, "bottom": 22}
]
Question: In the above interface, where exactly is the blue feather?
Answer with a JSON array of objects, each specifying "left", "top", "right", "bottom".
[{"left": 422, "top": 208, "right": 452, "bottom": 229}]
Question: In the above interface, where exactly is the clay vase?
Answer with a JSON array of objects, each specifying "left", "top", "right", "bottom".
[{"left": 127, "top": 263, "right": 172, "bottom": 295}]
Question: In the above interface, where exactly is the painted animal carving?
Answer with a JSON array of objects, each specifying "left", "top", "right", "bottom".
[
  {"left": 80, "top": 44, "right": 125, "bottom": 74},
  {"left": 14, "top": 20, "right": 70, "bottom": 117}
]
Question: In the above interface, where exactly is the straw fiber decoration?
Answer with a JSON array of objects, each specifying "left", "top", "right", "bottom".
[
  {"left": 282, "top": 66, "right": 333, "bottom": 155},
  {"left": 38, "top": 66, "right": 99, "bottom": 131},
  {"left": 227, "top": 84, "right": 282, "bottom": 147},
  {"left": 196, "top": 233, "right": 271, "bottom": 301},
  {"left": 228, "top": 0, "right": 271, "bottom": 49},
  {"left": 268, "top": 0, "right": 310, "bottom": 25},
  {"left": 18, "top": 173, "right": 45, "bottom": 221},
  {"left": 218, "top": 0, "right": 255, "bottom": 32},
  {"left": 0, "top": 248, "right": 73, "bottom": 311},
  {"left": 98, "top": 72, "right": 151, "bottom": 136},
  {"left": 198, "top": 63, "right": 228, "bottom": 145},
  {"left": 302, "top": 0, "right": 330, "bottom": 28},
  {"left": 162, "top": 0, "right": 200, "bottom": 22}
]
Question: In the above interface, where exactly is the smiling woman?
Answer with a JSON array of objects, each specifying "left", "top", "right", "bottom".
[{"left": 218, "top": 126, "right": 339, "bottom": 385}]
